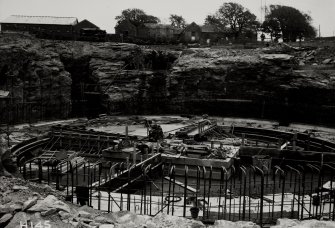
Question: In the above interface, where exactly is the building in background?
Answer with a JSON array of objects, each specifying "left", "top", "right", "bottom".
[
  {"left": 114, "top": 20, "right": 138, "bottom": 38},
  {"left": 0, "top": 15, "right": 78, "bottom": 39},
  {"left": 180, "top": 22, "right": 202, "bottom": 43},
  {"left": 74, "top": 19, "right": 106, "bottom": 41},
  {"left": 115, "top": 20, "right": 182, "bottom": 43}
]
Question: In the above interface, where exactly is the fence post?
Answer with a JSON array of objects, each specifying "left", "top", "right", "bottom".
[
  {"left": 29, "top": 162, "right": 32, "bottom": 179},
  {"left": 286, "top": 165, "right": 301, "bottom": 219},
  {"left": 323, "top": 164, "right": 335, "bottom": 220},
  {"left": 229, "top": 166, "right": 235, "bottom": 221},
  {"left": 38, "top": 159, "right": 42, "bottom": 183},
  {"left": 183, "top": 165, "right": 188, "bottom": 217},
  {"left": 196, "top": 166, "right": 201, "bottom": 209},
  {"left": 255, "top": 166, "right": 264, "bottom": 227},
  {"left": 171, "top": 165, "right": 176, "bottom": 216},
  {"left": 240, "top": 166, "right": 247, "bottom": 221},
  {"left": 47, "top": 163, "right": 50, "bottom": 185},
  {"left": 161, "top": 164, "right": 165, "bottom": 213},
  {"left": 276, "top": 166, "right": 286, "bottom": 219},
  {"left": 66, "top": 161, "right": 69, "bottom": 197},
  {"left": 297, "top": 165, "right": 305, "bottom": 220},
  {"left": 149, "top": 165, "right": 152, "bottom": 216},
  {"left": 219, "top": 167, "right": 227, "bottom": 220},
  {"left": 23, "top": 162, "right": 26, "bottom": 179},
  {"left": 70, "top": 162, "right": 74, "bottom": 203},
  {"left": 167, "top": 165, "right": 174, "bottom": 215},
  {"left": 98, "top": 163, "right": 102, "bottom": 211},
  {"left": 56, "top": 164, "right": 60, "bottom": 190},
  {"left": 143, "top": 164, "right": 147, "bottom": 215},
  {"left": 90, "top": 171, "right": 93, "bottom": 207},
  {"left": 202, "top": 166, "right": 207, "bottom": 219},
  {"left": 207, "top": 166, "right": 213, "bottom": 219}
]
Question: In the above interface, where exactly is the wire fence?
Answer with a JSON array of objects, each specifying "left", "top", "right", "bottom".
[{"left": 18, "top": 158, "right": 335, "bottom": 226}]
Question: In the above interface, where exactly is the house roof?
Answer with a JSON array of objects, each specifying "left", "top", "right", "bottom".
[
  {"left": 76, "top": 19, "right": 99, "bottom": 29},
  {"left": 1, "top": 15, "right": 78, "bottom": 25},
  {"left": 143, "top": 23, "right": 173, "bottom": 29},
  {"left": 184, "top": 22, "right": 202, "bottom": 32},
  {"left": 115, "top": 19, "right": 136, "bottom": 29},
  {"left": 201, "top": 24, "right": 218, "bottom": 33}
]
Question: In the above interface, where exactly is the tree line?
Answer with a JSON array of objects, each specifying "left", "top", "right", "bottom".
[{"left": 116, "top": 2, "right": 316, "bottom": 42}]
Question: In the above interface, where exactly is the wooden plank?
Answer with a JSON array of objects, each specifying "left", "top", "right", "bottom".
[{"left": 164, "top": 176, "right": 197, "bottom": 193}]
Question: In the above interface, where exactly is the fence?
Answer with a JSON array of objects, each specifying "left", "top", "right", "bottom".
[{"left": 19, "top": 158, "right": 335, "bottom": 226}]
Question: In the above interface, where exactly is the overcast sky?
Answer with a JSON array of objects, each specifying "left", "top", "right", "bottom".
[{"left": 0, "top": 0, "right": 334, "bottom": 36}]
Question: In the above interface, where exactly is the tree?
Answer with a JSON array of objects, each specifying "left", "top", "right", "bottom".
[
  {"left": 204, "top": 15, "right": 227, "bottom": 32},
  {"left": 169, "top": 14, "right": 186, "bottom": 29},
  {"left": 263, "top": 5, "right": 316, "bottom": 42},
  {"left": 205, "top": 2, "right": 258, "bottom": 39},
  {"left": 115, "top": 8, "right": 160, "bottom": 26},
  {"left": 262, "top": 18, "right": 282, "bottom": 41}
]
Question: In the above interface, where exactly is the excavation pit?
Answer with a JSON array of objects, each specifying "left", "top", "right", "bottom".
[{"left": 12, "top": 116, "right": 335, "bottom": 225}]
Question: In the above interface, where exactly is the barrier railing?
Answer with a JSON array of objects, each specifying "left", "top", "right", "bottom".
[{"left": 19, "top": 158, "right": 335, "bottom": 227}]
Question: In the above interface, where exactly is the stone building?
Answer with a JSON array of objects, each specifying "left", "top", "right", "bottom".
[
  {"left": 0, "top": 15, "right": 78, "bottom": 39},
  {"left": 74, "top": 19, "right": 99, "bottom": 34},
  {"left": 200, "top": 24, "right": 225, "bottom": 44},
  {"left": 180, "top": 22, "right": 202, "bottom": 43},
  {"left": 137, "top": 23, "right": 175, "bottom": 41},
  {"left": 114, "top": 20, "right": 138, "bottom": 37},
  {"left": 74, "top": 19, "right": 106, "bottom": 41}
]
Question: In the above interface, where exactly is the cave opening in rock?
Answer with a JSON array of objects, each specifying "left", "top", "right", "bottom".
[{"left": 60, "top": 55, "right": 107, "bottom": 119}]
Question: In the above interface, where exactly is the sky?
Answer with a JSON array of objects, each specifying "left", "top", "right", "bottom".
[{"left": 0, "top": 0, "right": 334, "bottom": 37}]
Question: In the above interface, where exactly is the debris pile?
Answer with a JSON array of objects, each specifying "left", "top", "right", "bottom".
[
  {"left": 296, "top": 48, "right": 335, "bottom": 66},
  {"left": 0, "top": 176, "right": 206, "bottom": 228}
]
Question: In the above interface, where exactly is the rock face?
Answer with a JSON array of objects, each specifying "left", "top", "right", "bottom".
[
  {"left": 1, "top": 33, "right": 335, "bottom": 126},
  {"left": 0, "top": 137, "right": 17, "bottom": 177},
  {"left": 168, "top": 48, "right": 335, "bottom": 125},
  {"left": 0, "top": 34, "right": 72, "bottom": 124}
]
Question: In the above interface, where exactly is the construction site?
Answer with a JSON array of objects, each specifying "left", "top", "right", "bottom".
[{"left": 0, "top": 31, "right": 335, "bottom": 228}]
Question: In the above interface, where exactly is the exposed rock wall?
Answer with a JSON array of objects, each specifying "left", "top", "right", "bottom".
[
  {"left": 1, "top": 33, "right": 334, "bottom": 126},
  {"left": 167, "top": 48, "right": 335, "bottom": 125},
  {"left": 0, "top": 34, "right": 71, "bottom": 123}
]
